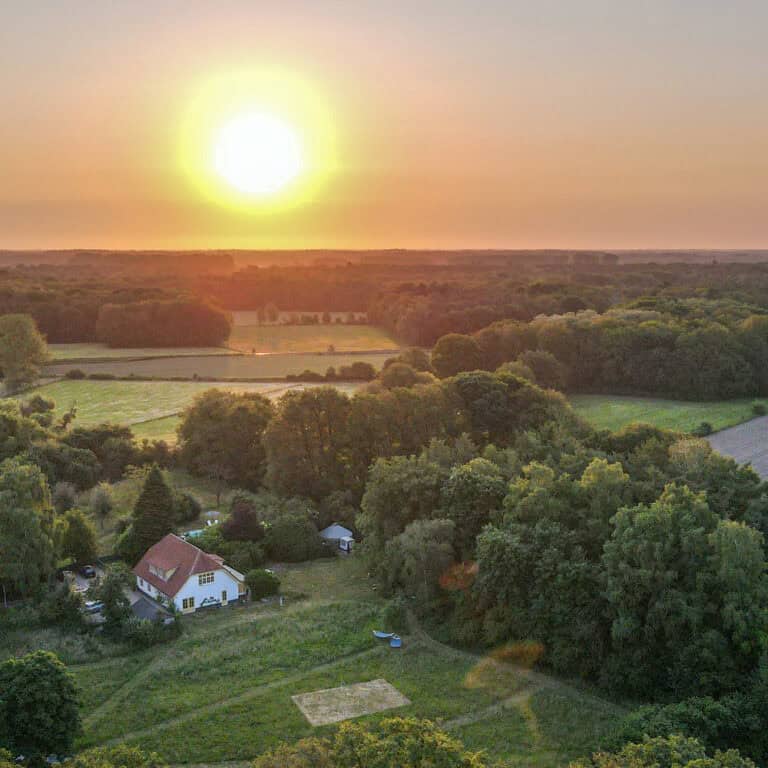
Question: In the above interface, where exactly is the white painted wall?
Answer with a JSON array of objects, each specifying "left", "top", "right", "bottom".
[
  {"left": 174, "top": 569, "right": 241, "bottom": 613},
  {"left": 136, "top": 576, "right": 169, "bottom": 604}
]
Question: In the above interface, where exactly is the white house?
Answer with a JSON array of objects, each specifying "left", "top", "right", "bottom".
[
  {"left": 320, "top": 523, "right": 355, "bottom": 552},
  {"left": 133, "top": 533, "right": 246, "bottom": 614}
]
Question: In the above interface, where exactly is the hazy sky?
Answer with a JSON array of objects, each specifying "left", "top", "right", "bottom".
[{"left": 2, "top": 1, "right": 767, "bottom": 249}]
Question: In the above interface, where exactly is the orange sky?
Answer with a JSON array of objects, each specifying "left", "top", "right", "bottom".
[{"left": 1, "top": 1, "right": 767, "bottom": 249}]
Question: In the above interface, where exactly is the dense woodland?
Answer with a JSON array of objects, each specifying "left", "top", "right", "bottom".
[{"left": 7, "top": 253, "right": 768, "bottom": 353}]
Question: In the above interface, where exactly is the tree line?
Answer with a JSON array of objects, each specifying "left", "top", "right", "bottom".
[{"left": 429, "top": 299, "right": 768, "bottom": 400}]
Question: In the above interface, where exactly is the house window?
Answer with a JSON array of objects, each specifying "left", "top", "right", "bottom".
[
  {"left": 198, "top": 572, "right": 215, "bottom": 585},
  {"left": 182, "top": 597, "right": 195, "bottom": 610}
]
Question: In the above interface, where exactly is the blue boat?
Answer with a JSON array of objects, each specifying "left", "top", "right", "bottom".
[{"left": 373, "top": 630, "right": 394, "bottom": 639}]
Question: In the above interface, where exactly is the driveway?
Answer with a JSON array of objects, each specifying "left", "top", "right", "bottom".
[{"left": 707, "top": 416, "right": 768, "bottom": 478}]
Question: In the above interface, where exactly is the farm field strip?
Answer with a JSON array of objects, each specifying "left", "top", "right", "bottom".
[
  {"left": 43, "top": 351, "right": 394, "bottom": 379},
  {"left": 49, "top": 343, "right": 239, "bottom": 362},
  {"left": 569, "top": 394, "right": 768, "bottom": 434}
]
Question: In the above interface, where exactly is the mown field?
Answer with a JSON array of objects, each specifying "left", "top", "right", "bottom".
[
  {"left": 18, "top": 380, "right": 362, "bottom": 444},
  {"left": 2, "top": 559, "right": 622, "bottom": 767},
  {"left": 48, "top": 344, "right": 237, "bottom": 362},
  {"left": 570, "top": 394, "right": 768, "bottom": 434},
  {"left": 227, "top": 322, "right": 399, "bottom": 354},
  {"left": 43, "top": 351, "right": 394, "bottom": 380}
]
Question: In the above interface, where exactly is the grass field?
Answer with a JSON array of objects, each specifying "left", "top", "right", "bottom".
[
  {"left": 18, "top": 557, "right": 617, "bottom": 766},
  {"left": 1, "top": 559, "right": 622, "bottom": 766},
  {"left": 227, "top": 323, "right": 399, "bottom": 354},
  {"left": 43, "top": 351, "right": 393, "bottom": 380},
  {"left": 570, "top": 394, "right": 768, "bottom": 433},
  {"left": 17, "top": 380, "right": 316, "bottom": 431},
  {"left": 48, "top": 344, "right": 237, "bottom": 362}
]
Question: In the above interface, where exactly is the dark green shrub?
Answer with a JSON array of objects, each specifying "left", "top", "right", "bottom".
[
  {"left": 245, "top": 568, "right": 280, "bottom": 599},
  {"left": 692, "top": 421, "right": 713, "bottom": 436},
  {"left": 123, "top": 615, "right": 182, "bottom": 648},
  {"left": 39, "top": 585, "right": 85, "bottom": 630},
  {"left": 228, "top": 542, "right": 265, "bottom": 573},
  {"left": 174, "top": 492, "right": 202, "bottom": 524},
  {"left": 380, "top": 596, "right": 409, "bottom": 634},
  {"left": 65, "top": 369, "right": 86, "bottom": 379},
  {"left": 752, "top": 401, "right": 767, "bottom": 416}
]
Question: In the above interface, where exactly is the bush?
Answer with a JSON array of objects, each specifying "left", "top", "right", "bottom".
[
  {"left": 692, "top": 421, "right": 713, "bottom": 436},
  {"left": 39, "top": 584, "right": 85, "bottom": 630},
  {"left": 174, "top": 492, "right": 202, "bottom": 524},
  {"left": 380, "top": 596, "right": 409, "bottom": 634},
  {"left": 245, "top": 568, "right": 280, "bottom": 599},
  {"left": 65, "top": 369, "right": 87, "bottom": 379},
  {"left": 752, "top": 401, "right": 767, "bottom": 416},
  {"left": 264, "top": 513, "right": 334, "bottom": 562},
  {"left": 114, "top": 516, "right": 131, "bottom": 535},
  {"left": 123, "top": 615, "right": 182, "bottom": 648},
  {"left": 228, "top": 542, "right": 265, "bottom": 572},
  {"left": 88, "top": 373, "right": 117, "bottom": 380},
  {"left": 52, "top": 481, "right": 78, "bottom": 515}
]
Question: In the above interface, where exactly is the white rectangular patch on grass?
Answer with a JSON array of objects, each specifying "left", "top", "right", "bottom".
[{"left": 292, "top": 678, "right": 411, "bottom": 726}]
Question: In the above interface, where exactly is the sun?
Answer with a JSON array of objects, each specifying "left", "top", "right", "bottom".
[
  {"left": 212, "top": 111, "right": 303, "bottom": 197},
  {"left": 179, "top": 70, "right": 337, "bottom": 211}
]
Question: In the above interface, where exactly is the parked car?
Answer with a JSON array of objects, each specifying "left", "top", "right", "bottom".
[
  {"left": 79, "top": 565, "right": 97, "bottom": 578},
  {"left": 83, "top": 600, "right": 104, "bottom": 614}
]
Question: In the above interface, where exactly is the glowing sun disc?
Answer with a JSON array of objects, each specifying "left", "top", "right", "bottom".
[{"left": 212, "top": 111, "right": 303, "bottom": 197}]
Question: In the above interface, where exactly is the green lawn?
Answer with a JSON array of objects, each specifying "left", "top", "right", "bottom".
[
  {"left": 570, "top": 394, "right": 768, "bottom": 433},
  {"left": 227, "top": 323, "right": 399, "bottom": 354}
]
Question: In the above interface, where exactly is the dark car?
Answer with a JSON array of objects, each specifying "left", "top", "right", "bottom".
[{"left": 79, "top": 565, "right": 97, "bottom": 578}]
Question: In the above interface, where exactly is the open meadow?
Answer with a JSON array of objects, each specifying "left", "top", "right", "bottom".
[
  {"left": 18, "top": 379, "right": 363, "bottom": 443},
  {"left": 1, "top": 558, "right": 622, "bottom": 767},
  {"left": 569, "top": 394, "right": 768, "bottom": 434},
  {"left": 227, "top": 322, "right": 399, "bottom": 354}
]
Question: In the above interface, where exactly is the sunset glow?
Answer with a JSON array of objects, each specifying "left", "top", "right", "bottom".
[{"left": 2, "top": 2, "right": 768, "bottom": 248}]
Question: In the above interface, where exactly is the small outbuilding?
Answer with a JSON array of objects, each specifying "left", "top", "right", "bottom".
[{"left": 320, "top": 523, "right": 355, "bottom": 551}]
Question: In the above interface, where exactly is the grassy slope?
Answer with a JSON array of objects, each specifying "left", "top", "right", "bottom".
[
  {"left": 0, "top": 558, "right": 622, "bottom": 767},
  {"left": 570, "top": 394, "right": 768, "bottom": 433},
  {"left": 227, "top": 323, "right": 399, "bottom": 354},
  {"left": 0, "top": 559, "right": 622, "bottom": 765}
]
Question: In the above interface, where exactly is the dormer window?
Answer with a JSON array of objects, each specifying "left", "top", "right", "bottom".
[{"left": 148, "top": 563, "right": 176, "bottom": 581}]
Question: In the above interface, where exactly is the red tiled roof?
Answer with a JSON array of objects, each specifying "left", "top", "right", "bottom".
[{"left": 132, "top": 533, "right": 226, "bottom": 598}]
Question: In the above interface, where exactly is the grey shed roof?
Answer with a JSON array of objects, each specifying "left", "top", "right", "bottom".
[
  {"left": 132, "top": 595, "right": 170, "bottom": 622},
  {"left": 320, "top": 523, "right": 354, "bottom": 539}
]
